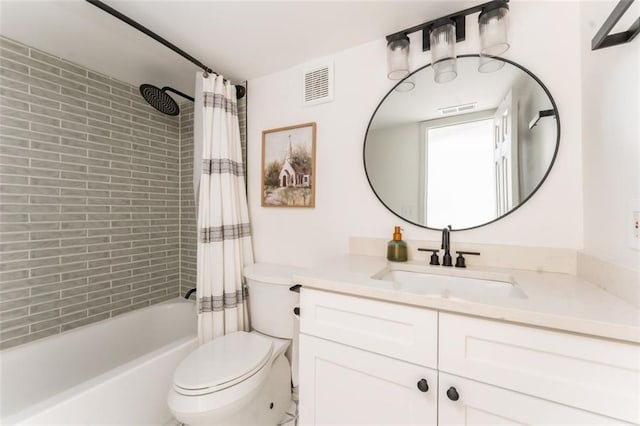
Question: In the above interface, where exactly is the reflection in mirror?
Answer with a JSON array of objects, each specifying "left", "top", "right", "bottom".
[{"left": 364, "top": 55, "right": 559, "bottom": 230}]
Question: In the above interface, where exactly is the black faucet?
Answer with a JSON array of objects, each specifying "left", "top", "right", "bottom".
[
  {"left": 184, "top": 288, "right": 196, "bottom": 299},
  {"left": 441, "top": 225, "right": 453, "bottom": 267}
]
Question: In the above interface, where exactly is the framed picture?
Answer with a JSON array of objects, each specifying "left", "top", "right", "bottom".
[{"left": 261, "top": 122, "right": 316, "bottom": 208}]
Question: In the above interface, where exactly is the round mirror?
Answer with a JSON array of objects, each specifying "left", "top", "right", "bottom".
[{"left": 364, "top": 55, "right": 560, "bottom": 231}]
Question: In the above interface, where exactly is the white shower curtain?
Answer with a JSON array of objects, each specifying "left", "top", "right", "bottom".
[{"left": 195, "top": 74, "right": 253, "bottom": 344}]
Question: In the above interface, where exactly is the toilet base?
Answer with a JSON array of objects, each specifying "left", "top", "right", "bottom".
[{"left": 173, "top": 353, "right": 291, "bottom": 426}]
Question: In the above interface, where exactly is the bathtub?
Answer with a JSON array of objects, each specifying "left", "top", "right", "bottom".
[{"left": 0, "top": 299, "right": 197, "bottom": 425}]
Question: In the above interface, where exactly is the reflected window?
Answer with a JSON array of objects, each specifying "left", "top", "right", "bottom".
[{"left": 425, "top": 119, "right": 495, "bottom": 228}]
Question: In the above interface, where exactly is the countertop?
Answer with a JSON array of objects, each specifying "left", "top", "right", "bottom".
[{"left": 293, "top": 255, "right": 640, "bottom": 344}]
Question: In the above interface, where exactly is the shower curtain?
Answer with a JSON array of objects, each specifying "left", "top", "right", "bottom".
[{"left": 195, "top": 74, "right": 253, "bottom": 344}]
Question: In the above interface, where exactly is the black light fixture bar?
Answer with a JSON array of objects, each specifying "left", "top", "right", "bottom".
[
  {"left": 85, "top": 0, "right": 214, "bottom": 75},
  {"left": 386, "top": 0, "right": 509, "bottom": 52},
  {"left": 591, "top": 0, "right": 639, "bottom": 50}
]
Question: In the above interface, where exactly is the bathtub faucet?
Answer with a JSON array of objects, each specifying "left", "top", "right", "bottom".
[{"left": 184, "top": 288, "right": 196, "bottom": 299}]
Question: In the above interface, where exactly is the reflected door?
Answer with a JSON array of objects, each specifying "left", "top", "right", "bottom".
[{"left": 493, "top": 90, "right": 519, "bottom": 216}]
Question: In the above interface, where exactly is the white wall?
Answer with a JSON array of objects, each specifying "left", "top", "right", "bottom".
[
  {"left": 514, "top": 73, "right": 557, "bottom": 198},
  {"left": 366, "top": 123, "right": 421, "bottom": 223},
  {"left": 580, "top": 1, "right": 640, "bottom": 271},
  {"left": 248, "top": 1, "right": 583, "bottom": 267}
]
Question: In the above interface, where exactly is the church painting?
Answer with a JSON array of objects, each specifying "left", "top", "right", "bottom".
[{"left": 261, "top": 122, "right": 316, "bottom": 208}]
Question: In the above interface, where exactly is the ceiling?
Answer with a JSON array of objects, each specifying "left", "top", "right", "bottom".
[{"left": 0, "top": 0, "right": 479, "bottom": 97}]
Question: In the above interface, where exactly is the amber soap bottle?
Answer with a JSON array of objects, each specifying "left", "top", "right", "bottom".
[{"left": 387, "top": 226, "right": 408, "bottom": 262}]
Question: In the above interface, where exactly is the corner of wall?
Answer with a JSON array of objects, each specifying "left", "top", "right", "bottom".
[{"left": 579, "top": 1, "right": 640, "bottom": 273}]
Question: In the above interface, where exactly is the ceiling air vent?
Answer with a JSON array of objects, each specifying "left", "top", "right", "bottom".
[
  {"left": 438, "top": 102, "right": 477, "bottom": 116},
  {"left": 303, "top": 62, "right": 334, "bottom": 106}
]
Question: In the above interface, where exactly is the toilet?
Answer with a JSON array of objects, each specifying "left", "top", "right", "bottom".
[{"left": 168, "top": 263, "right": 303, "bottom": 426}]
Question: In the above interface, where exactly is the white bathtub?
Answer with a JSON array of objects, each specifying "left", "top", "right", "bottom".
[{"left": 0, "top": 299, "right": 197, "bottom": 425}]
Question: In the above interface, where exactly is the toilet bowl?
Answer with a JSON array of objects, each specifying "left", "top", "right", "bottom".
[{"left": 168, "top": 263, "right": 304, "bottom": 426}]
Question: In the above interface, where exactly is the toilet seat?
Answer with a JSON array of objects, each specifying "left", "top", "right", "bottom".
[{"left": 173, "top": 332, "right": 273, "bottom": 396}]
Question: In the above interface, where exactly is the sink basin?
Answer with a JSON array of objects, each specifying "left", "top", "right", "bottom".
[{"left": 373, "top": 268, "right": 526, "bottom": 300}]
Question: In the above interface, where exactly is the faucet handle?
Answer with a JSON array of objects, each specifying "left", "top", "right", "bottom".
[
  {"left": 455, "top": 251, "right": 480, "bottom": 268},
  {"left": 418, "top": 248, "right": 440, "bottom": 266}
]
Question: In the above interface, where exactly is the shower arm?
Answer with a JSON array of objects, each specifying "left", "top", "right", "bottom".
[
  {"left": 163, "top": 87, "right": 194, "bottom": 103},
  {"left": 85, "top": 0, "right": 227, "bottom": 82}
]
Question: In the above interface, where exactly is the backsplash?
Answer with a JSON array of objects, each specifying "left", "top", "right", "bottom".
[
  {"left": 349, "top": 237, "right": 578, "bottom": 274},
  {"left": 577, "top": 252, "right": 640, "bottom": 308},
  {"left": 0, "top": 36, "right": 185, "bottom": 349}
]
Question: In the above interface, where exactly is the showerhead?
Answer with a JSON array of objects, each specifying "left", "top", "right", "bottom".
[
  {"left": 139, "top": 83, "right": 245, "bottom": 116},
  {"left": 139, "top": 84, "right": 181, "bottom": 116}
]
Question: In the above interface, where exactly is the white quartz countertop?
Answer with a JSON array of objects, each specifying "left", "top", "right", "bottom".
[{"left": 293, "top": 255, "right": 640, "bottom": 344}]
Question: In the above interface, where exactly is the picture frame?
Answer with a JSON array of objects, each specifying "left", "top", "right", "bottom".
[{"left": 261, "top": 122, "right": 316, "bottom": 208}]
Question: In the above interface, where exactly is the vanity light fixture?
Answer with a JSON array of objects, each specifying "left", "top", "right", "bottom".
[
  {"left": 385, "top": 0, "right": 510, "bottom": 83},
  {"left": 430, "top": 19, "right": 458, "bottom": 83},
  {"left": 394, "top": 75, "right": 416, "bottom": 92},
  {"left": 386, "top": 34, "right": 411, "bottom": 80},
  {"left": 478, "top": 1, "right": 510, "bottom": 72}
]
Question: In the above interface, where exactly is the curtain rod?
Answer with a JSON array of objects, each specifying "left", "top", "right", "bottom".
[{"left": 85, "top": 0, "right": 221, "bottom": 78}]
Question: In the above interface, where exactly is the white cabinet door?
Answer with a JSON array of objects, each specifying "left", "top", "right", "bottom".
[
  {"left": 439, "top": 313, "right": 640, "bottom": 423},
  {"left": 299, "top": 334, "right": 437, "bottom": 426},
  {"left": 438, "top": 372, "right": 634, "bottom": 425}
]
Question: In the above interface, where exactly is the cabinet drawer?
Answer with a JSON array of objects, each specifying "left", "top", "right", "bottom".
[
  {"left": 439, "top": 372, "right": 633, "bottom": 425},
  {"left": 299, "top": 334, "right": 437, "bottom": 426},
  {"left": 439, "top": 313, "right": 640, "bottom": 424},
  {"left": 300, "top": 288, "right": 438, "bottom": 368}
]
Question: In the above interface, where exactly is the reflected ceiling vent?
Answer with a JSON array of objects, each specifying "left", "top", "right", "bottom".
[
  {"left": 303, "top": 62, "right": 334, "bottom": 106},
  {"left": 438, "top": 102, "right": 477, "bottom": 115}
]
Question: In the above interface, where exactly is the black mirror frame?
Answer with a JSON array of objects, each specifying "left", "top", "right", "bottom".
[{"left": 363, "top": 54, "right": 561, "bottom": 231}]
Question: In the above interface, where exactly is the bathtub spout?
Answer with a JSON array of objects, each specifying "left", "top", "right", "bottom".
[{"left": 184, "top": 288, "right": 196, "bottom": 299}]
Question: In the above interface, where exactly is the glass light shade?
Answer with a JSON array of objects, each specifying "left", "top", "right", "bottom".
[
  {"left": 394, "top": 75, "right": 415, "bottom": 92},
  {"left": 478, "top": 55, "right": 505, "bottom": 73},
  {"left": 430, "top": 21, "right": 457, "bottom": 84},
  {"left": 387, "top": 37, "right": 410, "bottom": 80},
  {"left": 479, "top": 5, "right": 510, "bottom": 56}
]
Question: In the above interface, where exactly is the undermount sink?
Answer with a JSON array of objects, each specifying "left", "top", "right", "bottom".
[{"left": 372, "top": 267, "right": 527, "bottom": 300}]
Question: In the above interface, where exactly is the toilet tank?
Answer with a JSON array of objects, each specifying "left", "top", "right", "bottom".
[{"left": 244, "top": 263, "right": 305, "bottom": 339}]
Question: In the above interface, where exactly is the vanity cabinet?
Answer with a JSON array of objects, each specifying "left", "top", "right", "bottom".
[
  {"left": 299, "top": 288, "right": 640, "bottom": 426},
  {"left": 439, "top": 313, "right": 640, "bottom": 423},
  {"left": 298, "top": 288, "right": 438, "bottom": 425},
  {"left": 299, "top": 334, "right": 437, "bottom": 425}
]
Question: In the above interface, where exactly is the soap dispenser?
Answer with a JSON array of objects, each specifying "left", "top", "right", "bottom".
[{"left": 387, "top": 226, "right": 408, "bottom": 262}]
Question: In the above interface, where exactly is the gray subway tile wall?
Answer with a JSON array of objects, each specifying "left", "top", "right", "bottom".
[
  {"left": 179, "top": 103, "right": 196, "bottom": 297},
  {"left": 0, "top": 36, "right": 189, "bottom": 349}
]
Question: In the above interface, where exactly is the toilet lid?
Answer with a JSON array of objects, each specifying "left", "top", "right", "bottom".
[
  {"left": 173, "top": 331, "right": 273, "bottom": 393},
  {"left": 244, "top": 263, "right": 308, "bottom": 286}
]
